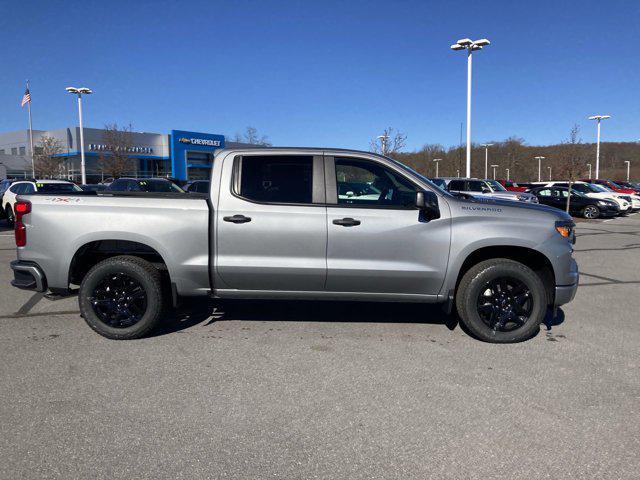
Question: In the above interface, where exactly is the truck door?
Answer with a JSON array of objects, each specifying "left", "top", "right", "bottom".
[
  {"left": 324, "top": 155, "right": 450, "bottom": 296},
  {"left": 216, "top": 154, "right": 327, "bottom": 291}
]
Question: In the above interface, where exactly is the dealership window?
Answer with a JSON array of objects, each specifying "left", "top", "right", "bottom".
[
  {"left": 11, "top": 147, "right": 17, "bottom": 155},
  {"left": 236, "top": 155, "right": 313, "bottom": 204},
  {"left": 19, "top": 146, "right": 26, "bottom": 155},
  {"left": 0, "top": 149, "right": 4, "bottom": 154}
]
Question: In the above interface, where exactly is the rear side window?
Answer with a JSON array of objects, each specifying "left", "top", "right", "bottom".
[
  {"left": 235, "top": 155, "right": 313, "bottom": 204},
  {"left": 466, "top": 181, "right": 486, "bottom": 192}
]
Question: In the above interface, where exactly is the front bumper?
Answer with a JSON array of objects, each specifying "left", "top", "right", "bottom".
[
  {"left": 10, "top": 260, "right": 47, "bottom": 292},
  {"left": 554, "top": 281, "right": 578, "bottom": 306}
]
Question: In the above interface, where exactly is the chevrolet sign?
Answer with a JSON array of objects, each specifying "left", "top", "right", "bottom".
[{"left": 178, "top": 137, "right": 222, "bottom": 147}]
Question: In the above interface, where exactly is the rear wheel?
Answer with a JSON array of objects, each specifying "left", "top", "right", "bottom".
[
  {"left": 5, "top": 205, "right": 14, "bottom": 227},
  {"left": 455, "top": 259, "right": 547, "bottom": 343},
  {"left": 79, "top": 255, "right": 165, "bottom": 339},
  {"left": 582, "top": 205, "right": 600, "bottom": 219}
]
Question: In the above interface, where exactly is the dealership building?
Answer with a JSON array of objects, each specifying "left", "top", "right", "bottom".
[{"left": 0, "top": 127, "right": 249, "bottom": 182}]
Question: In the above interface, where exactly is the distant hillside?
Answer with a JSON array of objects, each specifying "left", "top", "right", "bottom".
[{"left": 392, "top": 139, "right": 640, "bottom": 182}]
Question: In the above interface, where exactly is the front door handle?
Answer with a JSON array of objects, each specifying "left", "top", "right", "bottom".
[
  {"left": 223, "top": 214, "right": 252, "bottom": 224},
  {"left": 333, "top": 217, "right": 361, "bottom": 227}
]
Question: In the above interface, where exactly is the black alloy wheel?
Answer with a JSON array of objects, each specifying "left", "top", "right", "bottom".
[
  {"left": 476, "top": 277, "right": 533, "bottom": 332},
  {"left": 90, "top": 273, "right": 148, "bottom": 328}
]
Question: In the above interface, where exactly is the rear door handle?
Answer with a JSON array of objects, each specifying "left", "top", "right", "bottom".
[
  {"left": 332, "top": 217, "right": 361, "bottom": 227},
  {"left": 223, "top": 214, "right": 252, "bottom": 224}
]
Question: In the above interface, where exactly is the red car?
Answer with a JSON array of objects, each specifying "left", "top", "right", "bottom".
[
  {"left": 496, "top": 179, "right": 528, "bottom": 192},
  {"left": 580, "top": 179, "right": 637, "bottom": 195}
]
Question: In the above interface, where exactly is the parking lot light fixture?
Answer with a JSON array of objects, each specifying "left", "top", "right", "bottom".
[
  {"left": 624, "top": 160, "right": 631, "bottom": 181},
  {"left": 505, "top": 168, "right": 510, "bottom": 181},
  {"left": 491, "top": 164, "right": 499, "bottom": 180},
  {"left": 376, "top": 134, "right": 389, "bottom": 156},
  {"left": 534, "top": 156, "right": 545, "bottom": 181},
  {"left": 480, "top": 143, "right": 493, "bottom": 179},
  {"left": 433, "top": 158, "right": 442, "bottom": 177},
  {"left": 587, "top": 163, "right": 592, "bottom": 178},
  {"left": 451, "top": 37, "right": 491, "bottom": 178},
  {"left": 548, "top": 166, "right": 552, "bottom": 180},
  {"left": 588, "top": 114, "right": 611, "bottom": 180},
  {"left": 66, "top": 86, "right": 93, "bottom": 185}
]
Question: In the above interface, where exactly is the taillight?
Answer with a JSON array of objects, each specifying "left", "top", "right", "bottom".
[{"left": 14, "top": 201, "right": 31, "bottom": 247}]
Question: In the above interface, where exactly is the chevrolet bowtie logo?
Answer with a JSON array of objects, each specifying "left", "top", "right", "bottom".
[{"left": 178, "top": 137, "right": 191, "bottom": 144}]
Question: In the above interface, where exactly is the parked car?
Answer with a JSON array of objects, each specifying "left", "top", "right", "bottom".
[
  {"left": 10, "top": 148, "right": 579, "bottom": 344},
  {"left": 496, "top": 179, "right": 528, "bottom": 192},
  {"left": 538, "top": 181, "right": 632, "bottom": 215},
  {"left": 184, "top": 180, "right": 210, "bottom": 194},
  {"left": 529, "top": 186, "right": 619, "bottom": 219},
  {"left": 441, "top": 178, "right": 539, "bottom": 203},
  {"left": 3, "top": 179, "right": 82, "bottom": 226},
  {"left": 107, "top": 178, "right": 185, "bottom": 193},
  {"left": 581, "top": 179, "right": 637, "bottom": 195},
  {"left": 0, "top": 179, "right": 16, "bottom": 218},
  {"left": 612, "top": 181, "right": 640, "bottom": 195},
  {"left": 81, "top": 184, "right": 108, "bottom": 192},
  {"left": 580, "top": 180, "right": 640, "bottom": 210}
]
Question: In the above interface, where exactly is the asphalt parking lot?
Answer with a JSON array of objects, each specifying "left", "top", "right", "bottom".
[{"left": 1, "top": 215, "right": 639, "bottom": 479}]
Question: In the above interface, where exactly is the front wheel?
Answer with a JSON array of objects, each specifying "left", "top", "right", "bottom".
[
  {"left": 582, "top": 205, "right": 600, "bottom": 219},
  {"left": 79, "top": 255, "right": 165, "bottom": 339},
  {"left": 455, "top": 259, "right": 547, "bottom": 343}
]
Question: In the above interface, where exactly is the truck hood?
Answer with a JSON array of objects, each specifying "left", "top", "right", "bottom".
[{"left": 450, "top": 194, "right": 572, "bottom": 222}]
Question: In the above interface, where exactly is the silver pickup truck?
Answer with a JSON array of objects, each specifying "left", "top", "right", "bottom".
[{"left": 10, "top": 148, "right": 578, "bottom": 343}]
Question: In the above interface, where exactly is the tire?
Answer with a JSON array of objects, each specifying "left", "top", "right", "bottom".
[
  {"left": 79, "top": 255, "right": 165, "bottom": 340},
  {"left": 582, "top": 205, "right": 600, "bottom": 219},
  {"left": 5, "top": 205, "right": 14, "bottom": 227},
  {"left": 455, "top": 258, "right": 547, "bottom": 343}
]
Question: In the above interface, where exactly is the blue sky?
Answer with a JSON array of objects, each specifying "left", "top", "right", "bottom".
[{"left": 0, "top": 0, "right": 638, "bottom": 150}]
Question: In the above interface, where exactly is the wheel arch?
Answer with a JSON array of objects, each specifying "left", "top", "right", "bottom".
[{"left": 452, "top": 245, "right": 556, "bottom": 305}]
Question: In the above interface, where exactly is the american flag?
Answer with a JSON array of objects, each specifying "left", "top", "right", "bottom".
[{"left": 21, "top": 87, "right": 31, "bottom": 107}]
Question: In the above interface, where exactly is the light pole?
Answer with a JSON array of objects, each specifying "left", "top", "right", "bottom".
[
  {"left": 548, "top": 166, "right": 552, "bottom": 180},
  {"left": 505, "top": 168, "right": 510, "bottom": 181},
  {"left": 587, "top": 163, "right": 592, "bottom": 178},
  {"left": 377, "top": 134, "right": 388, "bottom": 156},
  {"left": 433, "top": 158, "right": 442, "bottom": 177},
  {"left": 624, "top": 160, "right": 630, "bottom": 181},
  {"left": 456, "top": 168, "right": 460, "bottom": 177},
  {"left": 535, "top": 156, "right": 545, "bottom": 181},
  {"left": 66, "top": 87, "right": 93, "bottom": 185},
  {"left": 451, "top": 38, "right": 491, "bottom": 178},
  {"left": 491, "top": 164, "right": 499, "bottom": 180},
  {"left": 588, "top": 115, "right": 611, "bottom": 180},
  {"left": 480, "top": 143, "right": 493, "bottom": 179}
]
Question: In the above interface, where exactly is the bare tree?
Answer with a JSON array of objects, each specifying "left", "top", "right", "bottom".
[
  {"left": 233, "top": 127, "right": 272, "bottom": 146},
  {"left": 558, "top": 124, "right": 585, "bottom": 212},
  {"left": 34, "top": 136, "right": 64, "bottom": 178},
  {"left": 370, "top": 127, "right": 407, "bottom": 157},
  {"left": 97, "top": 123, "right": 137, "bottom": 179}
]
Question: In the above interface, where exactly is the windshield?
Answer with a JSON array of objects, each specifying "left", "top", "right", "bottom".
[
  {"left": 140, "top": 180, "right": 184, "bottom": 193},
  {"left": 590, "top": 183, "right": 612, "bottom": 192},
  {"left": 37, "top": 183, "right": 83, "bottom": 193},
  {"left": 486, "top": 179, "right": 507, "bottom": 191}
]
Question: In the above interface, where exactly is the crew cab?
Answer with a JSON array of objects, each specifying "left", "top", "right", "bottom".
[
  {"left": 9, "top": 148, "right": 579, "bottom": 343},
  {"left": 3, "top": 179, "right": 82, "bottom": 226}
]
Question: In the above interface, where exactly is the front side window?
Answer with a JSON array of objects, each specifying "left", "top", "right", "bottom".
[
  {"left": 335, "top": 158, "right": 417, "bottom": 207},
  {"left": 236, "top": 155, "right": 313, "bottom": 204}
]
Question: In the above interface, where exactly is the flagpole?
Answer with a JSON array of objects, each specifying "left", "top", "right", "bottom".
[{"left": 26, "top": 80, "right": 35, "bottom": 178}]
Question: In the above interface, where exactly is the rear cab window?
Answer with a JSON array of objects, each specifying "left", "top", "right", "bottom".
[{"left": 234, "top": 155, "right": 314, "bottom": 204}]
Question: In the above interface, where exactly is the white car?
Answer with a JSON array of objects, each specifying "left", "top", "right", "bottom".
[
  {"left": 536, "top": 181, "right": 632, "bottom": 215},
  {"left": 3, "top": 179, "right": 82, "bottom": 226},
  {"left": 442, "top": 178, "right": 539, "bottom": 203}
]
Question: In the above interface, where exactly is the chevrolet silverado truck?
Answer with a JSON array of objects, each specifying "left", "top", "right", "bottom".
[{"left": 9, "top": 148, "right": 579, "bottom": 343}]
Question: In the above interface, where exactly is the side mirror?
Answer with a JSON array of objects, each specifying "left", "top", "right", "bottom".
[{"left": 416, "top": 191, "right": 440, "bottom": 221}]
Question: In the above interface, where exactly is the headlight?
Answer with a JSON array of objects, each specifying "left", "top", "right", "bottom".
[{"left": 597, "top": 200, "right": 609, "bottom": 206}]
